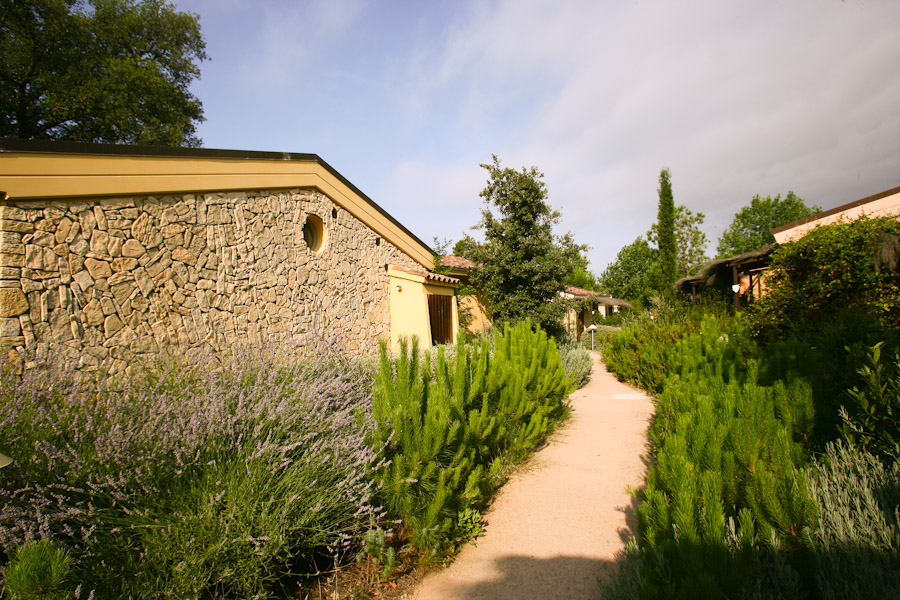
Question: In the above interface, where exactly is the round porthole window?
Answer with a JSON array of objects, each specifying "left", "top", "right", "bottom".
[{"left": 303, "top": 214, "right": 325, "bottom": 253}]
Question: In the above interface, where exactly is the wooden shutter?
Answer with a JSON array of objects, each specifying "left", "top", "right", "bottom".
[{"left": 427, "top": 294, "right": 453, "bottom": 345}]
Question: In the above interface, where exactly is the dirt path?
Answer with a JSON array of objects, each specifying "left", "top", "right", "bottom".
[{"left": 410, "top": 352, "right": 654, "bottom": 600}]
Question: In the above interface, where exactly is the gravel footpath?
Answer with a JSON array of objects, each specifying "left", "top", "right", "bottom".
[{"left": 411, "top": 352, "right": 654, "bottom": 600}]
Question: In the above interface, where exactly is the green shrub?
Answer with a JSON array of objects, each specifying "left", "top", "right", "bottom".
[
  {"left": 840, "top": 342, "right": 900, "bottom": 459},
  {"left": 601, "top": 310, "right": 754, "bottom": 394},
  {"left": 355, "top": 527, "right": 397, "bottom": 583},
  {"left": 2, "top": 540, "right": 72, "bottom": 600},
  {"left": 805, "top": 441, "right": 900, "bottom": 599},
  {"left": 750, "top": 216, "right": 900, "bottom": 442},
  {"left": 559, "top": 340, "right": 592, "bottom": 388},
  {"left": 601, "top": 314, "right": 821, "bottom": 598},
  {"left": 369, "top": 321, "right": 570, "bottom": 560},
  {"left": 635, "top": 372, "right": 817, "bottom": 597},
  {"left": 751, "top": 216, "right": 900, "bottom": 344}
]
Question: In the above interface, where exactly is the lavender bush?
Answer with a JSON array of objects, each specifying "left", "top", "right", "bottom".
[{"left": 0, "top": 339, "right": 379, "bottom": 599}]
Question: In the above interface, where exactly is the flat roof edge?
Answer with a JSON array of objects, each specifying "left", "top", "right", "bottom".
[
  {"left": 771, "top": 185, "right": 900, "bottom": 235},
  {"left": 0, "top": 137, "right": 434, "bottom": 258}
]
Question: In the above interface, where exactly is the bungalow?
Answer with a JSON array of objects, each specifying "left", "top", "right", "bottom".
[
  {"left": 0, "top": 139, "right": 458, "bottom": 371},
  {"left": 772, "top": 186, "right": 900, "bottom": 243},
  {"left": 677, "top": 185, "right": 900, "bottom": 307},
  {"left": 561, "top": 285, "right": 631, "bottom": 340}
]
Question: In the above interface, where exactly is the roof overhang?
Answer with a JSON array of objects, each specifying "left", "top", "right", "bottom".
[
  {"left": 0, "top": 139, "right": 435, "bottom": 269},
  {"left": 388, "top": 265, "right": 458, "bottom": 287},
  {"left": 772, "top": 186, "right": 900, "bottom": 244}
]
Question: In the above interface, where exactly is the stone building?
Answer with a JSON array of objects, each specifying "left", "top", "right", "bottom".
[{"left": 0, "top": 140, "right": 458, "bottom": 372}]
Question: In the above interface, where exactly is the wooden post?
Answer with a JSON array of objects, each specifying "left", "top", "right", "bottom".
[{"left": 732, "top": 265, "right": 740, "bottom": 312}]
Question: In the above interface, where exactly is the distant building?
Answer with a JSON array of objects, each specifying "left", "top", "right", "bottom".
[
  {"left": 561, "top": 285, "right": 631, "bottom": 341},
  {"left": 772, "top": 186, "right": 900, "bottom": 243},
  {"left": 677, "top": 185, "right": 900, "bottom": 307}
]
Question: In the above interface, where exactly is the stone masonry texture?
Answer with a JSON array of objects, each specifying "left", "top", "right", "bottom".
[{"left": 0, "top": 190, "right": 419, "bottom": 374}]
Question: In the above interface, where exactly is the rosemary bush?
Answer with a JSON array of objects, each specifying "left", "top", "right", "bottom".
[
  {"left": 805, "top": 441, "right": 900, "bottom": 598},
  {"left": 559, "top": 340, "right": 592, "bottom": 389}
]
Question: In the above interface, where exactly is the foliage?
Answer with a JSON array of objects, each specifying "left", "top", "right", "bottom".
[
  {"left": 355, "top": 528, "right": 397, "bottom": 583},
  {"left": 602, "top": 315, "right": 822, "bottom": 598},
  {"left": 598, "top": 236, "right": 657, "bottom": 304},
  {"left": 2, "top": 540, "right": 72, "bottom": 600},
  {"left": 431, "top": 236, "right": 453, "bottom": 275},
  {"left": 368, "top": 322, "right": 570, "bottom": 561},
  {"left": 654, "top": 168, "right": 677, "bottom": 295},
  {"left": 600, "top": 220, "right": 900, "bottom": 598},
  {"left": 598, "top": 306, "right": 717, "bottom": 394},
  {"left": 451, "top": 508, "right": 485, "bottom": 552},
  {"left": 564, "top": 266, "right": 601, "bottom": 292},
  {"left": 840, "top": 343, "right": 900, "bottom": 460},
  {"left": 805, "top": 441, "right": 900, "bottom": 599},
  {"left": 452, "top": 237, "right": 477, "bottom": 259},
  {"left": 463, "top": 156, "right": 587, "bottom": 335},
  {"left": 750, "top": 216, "right": 900, "bottom": 437},
  {"left": 0, "top": 0, "right": 207, "bottom": 146},
  {"left": 0, "top": 340, "right": 377, "bottom": 599},
  {"left": 558, "top": 340, "right": 592, "bottom": 389},
  {"left": 648, "top": 205, "right": 709, "bottom": 278},
  {"left": 717, "top": 192, "right": 820, "bottom": 257}
]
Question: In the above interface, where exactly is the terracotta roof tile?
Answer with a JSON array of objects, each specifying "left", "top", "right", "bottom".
[
  {"left": 565, "top": 285, "right": 603, "bottom": 297},
  {"left": 392, "top": 266, "right": 459, "bottom": 285},
  {"left": 440, "top": 255, "right": 477, "bottom": 269}
]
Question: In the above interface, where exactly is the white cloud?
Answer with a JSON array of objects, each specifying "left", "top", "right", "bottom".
[
  {"left": 219, "top": 0, "right": 367, "bottom": 93},
  {"left": 371, "top": 158, "right": 488, "bottom": 249},
  {"left": 178, "top": 0, "right": 899, "bottom": 271},
  {"left": 391, "top": 0, "right": 900, "bottom": 268}
]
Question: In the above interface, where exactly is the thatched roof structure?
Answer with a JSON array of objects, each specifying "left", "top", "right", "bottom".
[{"left": 675, "top": 243, "right": 778, "bottom": 296}]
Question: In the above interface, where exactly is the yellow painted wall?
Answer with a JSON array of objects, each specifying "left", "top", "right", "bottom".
[
  {"left": 388, "top": 266, "right": 458, "bottom": 351},
  {"left": 446, "top": 270, "right": 491, "bottom": 335},
  {"left": 460, "top": 294, "right": 491, "bottom": 335}
]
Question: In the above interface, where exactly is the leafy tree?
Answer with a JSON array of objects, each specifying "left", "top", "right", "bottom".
[
  {"left": 598, "top": 236, "right": 657, "bottom": 302},
  {"left": 655, "top": 168, "right": 677, "bottom": 293},
  {"left": 565, "top": 266, "right": 601, "bottom": 292},
  {"left": 464, "top": 155, "right": 586, "bottom": 334},
  {"left": 452, "top": 237, "right": 477, "bottom": 259},
  {"left": 0, "top": 0, "right": 208, "bottom": 146},
  {"left": 717, "top": 192, "right": 820, "bottom": 257},
  {"left": 649, "top": 205, "right": 709, "bottom": 277}
]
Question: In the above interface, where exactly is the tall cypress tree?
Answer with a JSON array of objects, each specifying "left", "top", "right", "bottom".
[{"left": 656, "top": 168, "right": 677, "bottom": 294}]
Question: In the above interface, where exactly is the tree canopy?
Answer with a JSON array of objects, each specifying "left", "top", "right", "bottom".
[
  {"left": 655, "top": 168, "right": 677, "bottom": 293},
  {"left": 0, "top": 0, "right": 208, "bottom": 146},
  {"left": 564, "top": 266, "right": 601, "bottom": 292},
  {"left": 598, "top": 236, "right": 657, "bottom": 303},
  {"left": 717, "top": 192, "right": 820, "bottom": 257},
  {"left": 463, "top": 156, "right": 586, "bottom": 334},
  {"left": 648, "top": 204, "right": 709, "bottom": 278}
]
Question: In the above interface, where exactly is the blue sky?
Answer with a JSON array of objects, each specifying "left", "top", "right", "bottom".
[{"left": 172, "top": 0, "right": 900, "bottom": 272}]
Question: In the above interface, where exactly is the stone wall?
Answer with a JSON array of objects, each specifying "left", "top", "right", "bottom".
[{"left": 0, "top": 189, "right": 421, "bottom": 373}]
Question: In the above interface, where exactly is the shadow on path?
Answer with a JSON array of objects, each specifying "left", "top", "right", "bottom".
[{"left": 428, "top": 554, "right": 616, "bottom": 600}]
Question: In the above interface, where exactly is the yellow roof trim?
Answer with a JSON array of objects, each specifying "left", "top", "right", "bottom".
[{"left": 0, "top": 150, "right": 434, "bottom": 268}]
